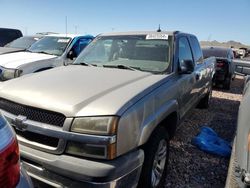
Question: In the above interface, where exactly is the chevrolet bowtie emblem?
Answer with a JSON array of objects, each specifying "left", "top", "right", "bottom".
[{"left": 13, "top": 115, "right": 27, "bottom": 131}]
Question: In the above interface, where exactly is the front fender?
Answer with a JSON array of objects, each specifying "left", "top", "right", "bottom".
[
  {"left": 116, "top": 98, "right": 179, "bottom": 157},
  {"left": 138, "top": 100, "right": 178, "bottom": 145}
]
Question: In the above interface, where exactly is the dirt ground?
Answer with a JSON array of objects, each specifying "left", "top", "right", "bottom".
[{"left": 165, "top": 75, "right": 244, "bottom": 188}]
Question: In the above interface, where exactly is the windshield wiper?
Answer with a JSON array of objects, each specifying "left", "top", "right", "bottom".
[
  {"left": 34, "top": 51, "right": 54, "bottom": 55},
  {"left": 103, "top": 64, "right": 141, "bottom": 71},
  {"left": 72, "top": 62, "right": 96, "bottom": 67}
]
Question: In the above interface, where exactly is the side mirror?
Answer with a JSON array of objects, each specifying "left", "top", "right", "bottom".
[
  {"left": 67, "top": 50, "right": 76, "bottom": 60},
  {"left": 179, "top": 59, "right": 194, "bottom": 74}
]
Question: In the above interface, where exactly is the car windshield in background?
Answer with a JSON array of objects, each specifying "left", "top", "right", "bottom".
[
  {"left": 202, "top": 48, "right": 228, "bottom": 59},
  {"left": 28, "top": 36, "right": 71, "bottom": 56},
  {"left": 4, "top": 36, "right": 41, "bottom": 49},
  {"left": 74, "top": 35, "right": 171, "bottom": 73}
]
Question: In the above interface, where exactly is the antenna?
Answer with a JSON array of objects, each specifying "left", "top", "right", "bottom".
[
  {"left": 65, "top": 16, "right": 68, "bottom": 36},
  {"left": 157, "top": 24, "right": 161, "bottom": 32}
]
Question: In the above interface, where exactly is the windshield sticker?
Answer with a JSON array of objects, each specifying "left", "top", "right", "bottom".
[
  {"left": 146, "top": 34, "right": 168, "bottom": 40},
  {"left": 34, "top": 38, "right": 40, "bottom": 41},
  {"left": 58, "top": 39, "right": 70, "bottom": 43}
]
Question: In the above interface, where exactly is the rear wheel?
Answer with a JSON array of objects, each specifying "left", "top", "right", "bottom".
[
  {"left": 197, "top": 86, "right": 212, "bottom": 109},
  {"left": 138, "top": 127, "right": 169, "bottom": 188}
]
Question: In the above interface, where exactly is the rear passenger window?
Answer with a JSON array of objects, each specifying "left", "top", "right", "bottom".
[
  {"left": 178, "top": 37, "right": 193, "bottom": 63},
  {"left": 190, "top": 36, "right": 203, "bottom": 64}
]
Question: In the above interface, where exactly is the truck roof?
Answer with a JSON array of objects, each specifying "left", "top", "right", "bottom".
[
  {"left": 47, "top": 33, "right": 88, "bottom": 39},
  {"left": 99, "top": 31, "right": 178, "bottom": 36}
]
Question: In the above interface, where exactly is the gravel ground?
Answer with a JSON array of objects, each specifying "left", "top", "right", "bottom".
[{"left": 165, "top": 75, "right": 244, "bottom": 188}]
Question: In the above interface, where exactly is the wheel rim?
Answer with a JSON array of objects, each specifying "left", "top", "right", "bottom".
[{"left": 151, "top": 139, "right": 167, "bottom": 188}]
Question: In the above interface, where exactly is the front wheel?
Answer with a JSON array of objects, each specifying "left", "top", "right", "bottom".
[{"left": 138, "top": 127, "right": 169, "bottom": 188}]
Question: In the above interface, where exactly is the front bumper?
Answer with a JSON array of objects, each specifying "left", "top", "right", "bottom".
[{"left": 20, "top": 144, "right": 144, "bottom": 188}]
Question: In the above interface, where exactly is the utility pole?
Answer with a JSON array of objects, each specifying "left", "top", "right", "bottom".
[
  {"left": 75, "top": 25, "right": 78, "bottom": 34},
  {"left": 25, "top": 27, "right": 28, "bottom": 35}
]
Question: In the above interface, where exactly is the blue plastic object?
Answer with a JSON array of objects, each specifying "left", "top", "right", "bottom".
[{"left": 192, "top": 126, "right": 232, "bottom": 157}]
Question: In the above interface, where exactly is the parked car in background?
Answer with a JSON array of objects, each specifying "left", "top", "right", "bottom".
[
  {"left": 0, "top": 30, "right": 215, "bottom": 188},
  {"left": 234, "top": 59, "right": 250, "bottom": 75},
  {"left": 0, "top": 35, "right": 43, "bottom": 55},
  {"left": 232, "top": 48, "right": 241, "bottom": 59},
  {"left": 202, "top": 47, "right": 235, "bottom": 89},
  {"left": 0, "top": 28, "right": 22, "bottom": 46},
  {"left": 0, "top": 113, "right": 33, "bottom": 188},
  {"left": 238, "top": 48, "right": 246, "bottom": 59},
  {"left": 240, "top": 47, "right": 249, "bottom": 57},
  {"left": 0, "top": 34, "right": 94, "bottom": 81}
]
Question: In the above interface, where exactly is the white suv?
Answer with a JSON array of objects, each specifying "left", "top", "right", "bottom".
[{"left": 0, "top": 34, "right": 93, "bottom": 81}]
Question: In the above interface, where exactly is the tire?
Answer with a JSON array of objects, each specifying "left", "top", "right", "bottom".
[
  {"left": 138, "top": 127, "right": 169, "bottom": 188},
  {"left": 197, "top": 87, "right": 212, "bottom": 109},
  {"left": 224, "top": 77, "right": 231, "bottom": 90}
]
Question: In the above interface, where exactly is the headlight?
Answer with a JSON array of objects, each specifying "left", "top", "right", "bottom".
[
  {"left": 66, "top": 142, "right": 116, "bottom": 159},
  {"left": 67, "top": 116, "right": 118, "bottom": 159},
  {"left": 0, "top": 67, "right": 22, "bottom": 81},
  {"left": 71, "top": 116, "right": 118, "bottom": 135}
]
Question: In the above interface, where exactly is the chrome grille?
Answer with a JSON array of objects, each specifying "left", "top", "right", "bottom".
[
  {"left": 15, "top": 128, "right": 59, "bottom": 148},
  {"left": 0, "top": 98, "right": 65, "bottom": 127}
]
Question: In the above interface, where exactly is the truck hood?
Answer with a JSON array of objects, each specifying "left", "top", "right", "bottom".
[
  {"left": 0, "top": 47, "right": 24, "bottom": 55},
  {"left": 0, "top": 51, "right": 56, "bottom": 68},
  {"left": 0, "top": 65, "right": 167, "bottom": 116}
]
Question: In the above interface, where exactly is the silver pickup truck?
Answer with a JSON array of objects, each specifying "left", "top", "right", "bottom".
[{"left": 0, "top": 31, "right": 215, "bottom": 188}]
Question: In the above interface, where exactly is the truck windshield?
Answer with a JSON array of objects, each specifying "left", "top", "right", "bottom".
[
  {"left": 4, "top": 36, "right": 41, "bottom": 49},
  {"left": 28, "top": 36, "right": 71, "bottom": 56},
  {"left": 74, "top": 35, "right": 171, "bottom": 73}
]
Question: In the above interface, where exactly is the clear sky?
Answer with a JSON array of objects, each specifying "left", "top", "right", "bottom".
[{"left": 0, "top": 0, "right": 249, "bottom": 45}]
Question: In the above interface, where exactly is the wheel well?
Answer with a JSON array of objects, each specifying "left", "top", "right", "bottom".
[
  {"left": 34, "top": 67, "right": 53, "bottom": 73},
  {"left": 158, "top": 112, "right": 178, "bottom": 139}
]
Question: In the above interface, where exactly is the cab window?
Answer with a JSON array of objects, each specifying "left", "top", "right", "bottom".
[
  {"left": 189, "top": 36, "right": 203, "bottom": 64},
  {"left": 178, "top": 37, "right": 193, "bottom": 63}
]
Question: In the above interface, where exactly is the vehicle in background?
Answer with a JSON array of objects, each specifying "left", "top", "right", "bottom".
[
  {"left": 36, "top": 32, "right": 58, "bottom": 35},
  {"left": 238, "top": 48, "right": 246, "bottom": 59},
  {"left": 0, "top": 34, "right": 94, "bottom": 81},
  {"left": 0, "top": 113, "right": 33, "bottom": 188},
  {"left": 0, "top": 35, "right": 43, "bottom": 55},
  {"left": 232, "top": 48, "right": 241, "bottom": 59},
  {"left": 0, "top": 28, "right": 23, "bottom": 47},
  {"left": 0, "top": 31, "right": 215, "bottom": 188},
  {"left": 240, "top": 47, "right": 249, "bottom": 57},
  {"left": 202, "top": 47, "right": 235, "bottom": 90},
  {"left": 226, "top": 59, "right": 250, "bottom": 187}
]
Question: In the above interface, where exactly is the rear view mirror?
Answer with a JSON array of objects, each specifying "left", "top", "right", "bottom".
[
  {"left": 179, "top": 59, "right": 194, "bottom": 74},
  {"left": 67, "top": 50, "right": 77, "bottom": 60}
]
